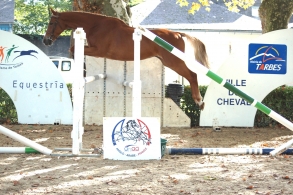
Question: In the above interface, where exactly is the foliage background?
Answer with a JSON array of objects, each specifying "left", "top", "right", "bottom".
[
  {"left": 0, "top": 89, "right": 18, "bottom": 124},
  {"left": 254, "top": 86, "right": 293, "bottom": 127},
  {"left": 13, "top": 0, "right": 72, "bottom": 35}
]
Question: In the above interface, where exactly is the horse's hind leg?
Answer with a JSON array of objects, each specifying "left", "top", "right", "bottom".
[
  {"left": 188, "top": 71, "right": 204, "bottom": 110},
  {"left": 160, "top": 55, "right": 205, "bottom": 110}
]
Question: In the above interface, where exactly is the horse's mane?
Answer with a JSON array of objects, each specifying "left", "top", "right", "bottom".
[{"left": 58, "top": 10, "right": 128, "bottom": 25}]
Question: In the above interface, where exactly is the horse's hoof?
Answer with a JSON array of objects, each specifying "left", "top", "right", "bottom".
[{"left": 199, "top": 102, "right": 205, "bottom": 110}]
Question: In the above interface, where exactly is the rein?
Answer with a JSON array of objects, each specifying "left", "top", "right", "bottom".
[{"left": 48, "top": 14, "right": 60, "bottom": 41}]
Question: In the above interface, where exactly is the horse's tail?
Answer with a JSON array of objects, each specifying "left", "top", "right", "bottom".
[{"left": 183, "top": 34, "right": 210, "bottom": 69}]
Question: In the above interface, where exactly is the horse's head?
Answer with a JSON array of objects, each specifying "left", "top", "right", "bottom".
[{"left": 43, "top": 8, "right": 65, "bottom": 46}]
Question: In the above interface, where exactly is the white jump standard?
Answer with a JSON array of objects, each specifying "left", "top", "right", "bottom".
[
  {"left": 56, "top": 28, "right": 105, "bottom": 156},
  {"left": 123, "top": 28, "right": 143, "bottom": 117}
]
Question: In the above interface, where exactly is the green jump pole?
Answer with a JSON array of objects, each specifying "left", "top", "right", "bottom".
[{"left": 137, "top": 26, "right": 293, "bottom": 156}]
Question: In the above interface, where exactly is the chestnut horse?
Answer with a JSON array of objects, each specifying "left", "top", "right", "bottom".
[{"left": 43, "top": 9, "right": 209, "bottom": 110}]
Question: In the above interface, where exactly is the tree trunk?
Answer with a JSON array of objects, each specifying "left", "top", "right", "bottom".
[
  {"left": 73, "top": 0, "right": 132, "bottom": 25},
  {"left": 259, "top": 0, "right": 293, "bottom": 34},
  {"left": 70, "top": 0, "right": 132, "bottom": 73}
]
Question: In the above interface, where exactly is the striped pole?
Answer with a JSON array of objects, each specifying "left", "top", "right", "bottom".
[
  {"left": 167, "top": 148, "right": 293, "bottom": 155},
  {"left": 0, "top": 147, "right": 40, "bottom": 154},
  {"left": 84, "top": 74, "right": 106, "bottom": 83},
  {"left": 138, "top": 27, "right": 293, "bottom": 156},
  {"left": 0, "top": 125, "right": 52, "bottom": 155}
]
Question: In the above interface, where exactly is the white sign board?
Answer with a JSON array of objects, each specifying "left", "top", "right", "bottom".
[
  {"left": 103, "top": 117, "right": 161, "bottom": 160},
  {"left": 0, "top": 30, "right": 72, "bottom": 124},
  {"left": 200, "top": 29, "right": 293, "bottom": 127}
]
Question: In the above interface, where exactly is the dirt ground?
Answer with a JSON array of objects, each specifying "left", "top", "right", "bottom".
[{"left": 1, "top": 124, "right": 293, "bottom": 195}]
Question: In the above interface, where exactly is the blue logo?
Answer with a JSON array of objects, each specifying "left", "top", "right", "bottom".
[
  {"left": 0, "top": 44, "right": 39, "bottom": 69},
  {"left": 248, "top": 43, "right": 287, "bottom": 74}
]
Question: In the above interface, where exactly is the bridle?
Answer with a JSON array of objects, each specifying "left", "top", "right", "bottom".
[{"left": 47, "top": 14, "right": 60, "bottom": 41}]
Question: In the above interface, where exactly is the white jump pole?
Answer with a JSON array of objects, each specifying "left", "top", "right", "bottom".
[
  {"left": 0, "top": 125, "right": 52, "bottom": 155},
  {"left": 122, "top": 81, "right": 134, "bottom": 88},
  {"left": 132, "top": 28, "right": 142, "bottom": 117},
  {"left": 0, "top": 147, "right": 40, "bottom": 154},
  {"left": 85, "top": 74, "right": 106, "bottom": 83},
  {"left": 72, "top": 28, "right": 86, "bottom": 155}
]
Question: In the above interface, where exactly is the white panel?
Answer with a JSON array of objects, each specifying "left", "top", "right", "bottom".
[
  {"left": 163, "top": 98, "right": 190, "bottom": 127},
  {"left": 140, "top": 58, "right": 163, "bottom": 98},
  {"left": 85, "top": 56, "right": 189, "bottom": 127},
  {"left": 141, "top": 97, "right": 161, "bottom": 117},
  {"left": 84, "top": 96, "right": 103, "bottom": 125},
  {"left": 105, "top": 97, "right": 125, "bottom": 117},
  {"left": 105, "top": 59, "right": 125, "bottom": 97},
  {"left": 85, "top": 57, "right": 104, "bottom": 96},
  {"left": 0, "top": 31, "right": 72, "bottom": 124},
  {"left": 200, "top": 29, "right": 293, "bottom": 127}
]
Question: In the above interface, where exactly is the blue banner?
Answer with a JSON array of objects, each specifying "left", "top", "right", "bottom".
[{"left": 248, "top": 43, "right": 287, "bottom": 74}]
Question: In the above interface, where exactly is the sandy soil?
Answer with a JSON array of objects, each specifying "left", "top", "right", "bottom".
[{"left": 1, "top": 124, "right": 293, "bottom": 195}]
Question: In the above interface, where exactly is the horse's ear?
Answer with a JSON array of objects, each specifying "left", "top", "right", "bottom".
[{"left": 50, "top": 8, "right": 58, "bottom": 16}]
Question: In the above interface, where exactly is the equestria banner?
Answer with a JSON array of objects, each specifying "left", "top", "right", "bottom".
[
  {"left": 103, "top": 117, "right": 161, "bottom": 160},
  {"left": 200, "top": 29, "right": 293, "bottom": 127},
  {"left": 0, "top": 30, "right": 72, "bottom": 124}
]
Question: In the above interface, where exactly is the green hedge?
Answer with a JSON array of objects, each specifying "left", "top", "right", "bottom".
[
  {"left": 0, "top": 88, "right": 17, "bottom": 124},
  {"left": 180, "top": 85, "right": 293, "bottom": 127},
  {"left": 254, "top": 86, "right": 293, "bottom": 127},
  {"left": 180, "top": 86, "right": 207, "bottom": 127}
]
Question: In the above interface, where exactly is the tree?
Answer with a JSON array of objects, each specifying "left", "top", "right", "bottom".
[
  {"left": 176, "top": 0, "right": 255, "bottom": 14},
  {"left": 259, "top": 0, "right": 293, "bottom": 33},
  {"left": 72, "top": 0, "right": 132, "bottom": 25},
  {"left": 177, "top": 0, "right": 293, "bottom": 34},
  {"left": 70, "top": 0, "right": 132, "bottom": 68},
  {"left": 14, "top": 0, "right": 72, "bottom": 35}
]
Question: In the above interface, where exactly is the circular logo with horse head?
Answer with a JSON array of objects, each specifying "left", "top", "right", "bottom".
[{"left": 111, "top": 119, "right": 151, "bottom": 157}]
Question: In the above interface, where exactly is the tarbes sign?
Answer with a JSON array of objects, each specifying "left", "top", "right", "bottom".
[{"left": 248, "top": 43, "right": 287, "bottom": 74}]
